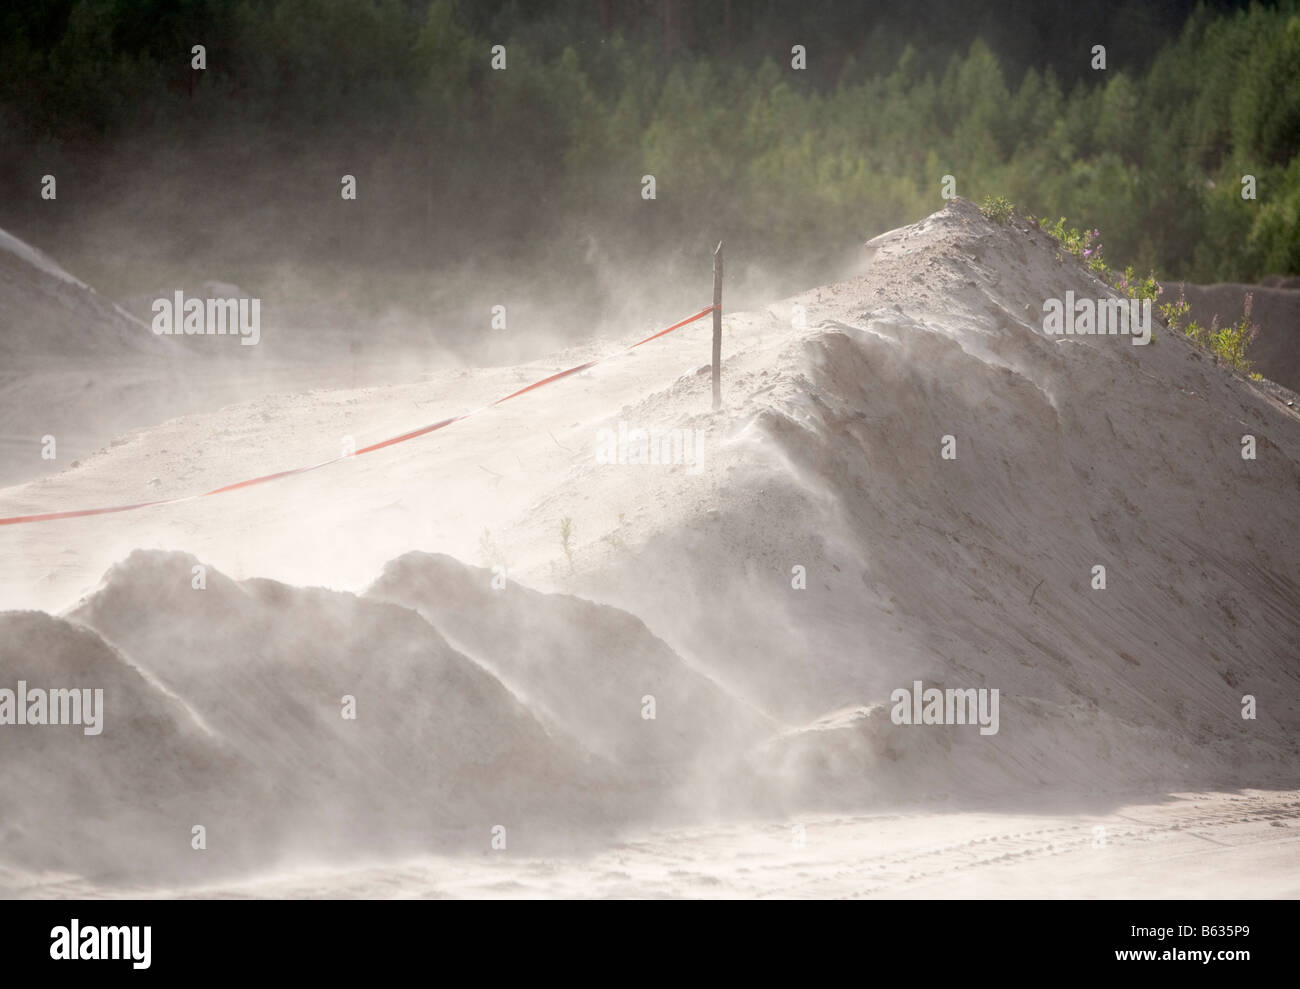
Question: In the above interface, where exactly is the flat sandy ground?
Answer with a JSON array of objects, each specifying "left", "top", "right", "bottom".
[{"left": 6, "top": 789, "right": 1294, "bottom": 899}]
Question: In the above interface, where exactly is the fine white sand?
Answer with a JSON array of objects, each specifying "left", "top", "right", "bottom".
[{"left": 2, "top": 198, "right": 1298, "bottom": 897}]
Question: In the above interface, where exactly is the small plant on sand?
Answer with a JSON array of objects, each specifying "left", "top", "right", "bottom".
[
  {"left": 1159, "top": 288, "right": 1198, "bottom": 340},
  {"left": 1210, "top": 293, "right": 1260, "bottom": 373},
  {"left": 1033, "top": 216, "right": 1110, "bottom": 276},
  {"left": 1159, "top": 287, "right": 1259, "bottom": 373},
  {"left": 1113, "top": 265, "right": 1162, "bottom": 303},
  {"left": 979, "top": 195, "right": 1015, "bottom": 225},
  {"left": 559, "top": 516, "right": 574, "bottom": 570}
]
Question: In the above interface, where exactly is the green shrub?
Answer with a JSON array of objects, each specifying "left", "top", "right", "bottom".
[
  {"left": 979, "top": 195, "right": 1015, "bottom": 224},
  {"left": 1159, "top": 287, "right": 1259, "bottom": 373},
  {"left": 1034, "top": 215, "right": 1110, "bottom": 276},
  {"left": 1209, "top": 293, "right": 1260, "bottom": 373}
]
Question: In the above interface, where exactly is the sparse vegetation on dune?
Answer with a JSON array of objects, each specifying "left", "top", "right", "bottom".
[{"left": 1024, "top": 205, "right": 1261, "bottom": 373}]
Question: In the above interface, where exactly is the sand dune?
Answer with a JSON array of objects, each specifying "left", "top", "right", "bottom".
[
  {"left": 0, "top": 227, "right": 431, "bottom": 489},
  {"left": 2, "top": 198, "right": 1298, "bottom": 896},
  {"left": 366, "top": 552, "right": 769, "bottom": 768},
  {"left": 0, "top": 228, "right": 165, "bottom": 362},
  {"left": 0, "top": 609, "right": 265, "bottom": 883}
]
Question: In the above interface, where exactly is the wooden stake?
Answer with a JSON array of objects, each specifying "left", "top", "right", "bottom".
[{"left": 712, "top": 240, "right": 723, "bottom": 410}]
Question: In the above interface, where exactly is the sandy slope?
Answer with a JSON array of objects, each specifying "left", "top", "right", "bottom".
[
  {"left": 365, "top": 552, "right": 770, "bottom": 767},
  {"left": 0, "top": 227, "right": 443, "bottom": 488},
  {"left": 2, "top": 198, "right": 1299, "bottom": 897},
  {"left": 0, "top": 228, "right": 162, "bottom": 361}
]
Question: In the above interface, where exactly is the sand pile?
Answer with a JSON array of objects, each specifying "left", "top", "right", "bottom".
[
  {"left": 1, "top": 550, "right": 620, "bottom": 888},
  {"left": 366, "top": 551, "right": 769, "bottom": 769},
  {"left": 0, "top": 228, "right": 165, "bottom": 363},
  {"left": 582, "top": 200, "right": 1300, "bottom": 802},
  {"left": 0, "top": 608, "right": 263, "bottom": 882},
  {"left": 2, "top": 198, "right": 1299, "bottom": 891}
]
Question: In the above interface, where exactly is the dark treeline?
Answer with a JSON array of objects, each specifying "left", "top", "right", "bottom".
[{"left": 1, "top": 0, "right": 1296, "bottom": 352}]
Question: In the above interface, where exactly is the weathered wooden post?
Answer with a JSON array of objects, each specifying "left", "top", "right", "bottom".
[{"left": 712, "top": 241, "right": 723, "bottom": 410}]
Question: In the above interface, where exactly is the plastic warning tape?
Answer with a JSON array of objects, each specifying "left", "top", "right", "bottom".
[{"left": 0, "top": 305, "right": 719, "bottom": 527}]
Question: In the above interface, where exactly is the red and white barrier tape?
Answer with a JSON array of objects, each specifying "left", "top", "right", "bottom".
[{"left": 0, "top": 305, "right": 718, "bottom": 527}]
